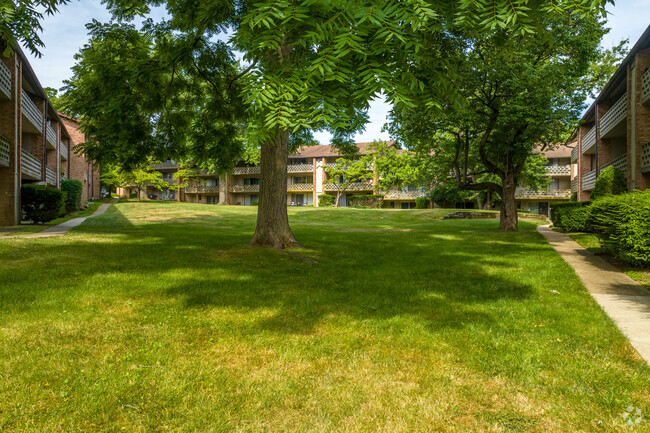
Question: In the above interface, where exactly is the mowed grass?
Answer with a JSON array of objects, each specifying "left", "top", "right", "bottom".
[{"left": 0, "top": 201, "right": 648, "bottom": 432}]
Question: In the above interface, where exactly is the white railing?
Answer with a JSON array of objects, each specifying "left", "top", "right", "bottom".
[
  {"left": 582, "top": 170, "right": 597, "bottom": 191},
  {"left": 232, "top": 166, "right": 260, "bottom": 175},
  {"left": 642, "top": 69, "right": 650, "bottom": 105},
  {"left": 600, "top": 93, "right": 627, "bottom": 138},
  {"left": 21, "top": 89, "right": 43, "bottom": 133},
  {"left": 545, "top": 165, "right": 571, "bottom": 176},
  {"left": 582, "top": 126, "right": 596, "bottom": 154},
  {"left": 571, "top": 146, "right": 578, "bottom": 163},
  {"left": 641, "top": 141, "right": 650, "bottom": 173},
  {"left": 384, "top": 190, "right": 427, "bottom": 199},
  {"left": 287, "top": 183, "right": 313, "bottom": 191},
  {"left": 0, "top": 61, "right": 11, "bottom": 99},
  {"left": 45, "top": 123, "right": 56, "bottom": 149},
  {"left": 287, "top": 163, "right": 313, "bottom": 172},
  {"left": 60, "top": 143, "right": 68, "bottom": 160},
  {"left": 45, "top": 166, "right": 56, "bottom": 186},
  {"left": 229, "top": 184, "right": 260, "bottom": 193},
  {"left": 324, "top": 182, "right": 373, "bottom": 191},
  {"left": 515, "top": 188, "right": 571, "bottom": 199},
  {"left": 571, "top": 178, "right": 577, "bottom": 193},
  {"left": 0, "top": 135, "right": 10, "bottom": 167},
  {"left": 600, "top": 154, "right": 627, "bottom": 176},
  {"left": 21, "top": 150, "right": 41, "bottom": 179},
  {"left": 186, "top": 185, "right": 220, "bottom": 193}
]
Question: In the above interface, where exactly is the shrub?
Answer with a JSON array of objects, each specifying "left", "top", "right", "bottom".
[
  {"left": 318, "top": 194, "right": 335, "bottom": 207},
  {"left": 590, "top": 166, "right": 627, "bottom": 201},
  {"left": 430, "top": 183, "right": 472, "bottom": 206},
  {"left": 61, "top": 179, "right": 83, "bottom": 212},
  {"left": 21, "top": 184, "right": 66, "bottom": 224},
  {"left": 415, "top": 196, "right": 429, "bottom": 209},
  {"left": 349, "top": 194, "right": 384, "bottom": 208},
  {"left": 549, "top": 201, "right": 592, "bottom": 232},
  {"left": 588, "top": 191, "right": 650, "bottom": 267},
  {"left": 570, "top": 192, "right": 577, "bottom": 202}
]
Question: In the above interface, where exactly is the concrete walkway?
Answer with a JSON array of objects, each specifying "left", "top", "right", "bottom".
[
  {"left": 537, "top": 225, "right": 650, "bottom": 365},
  {"left": 16, "top": 198, "right": 118, "bottom": 239}
]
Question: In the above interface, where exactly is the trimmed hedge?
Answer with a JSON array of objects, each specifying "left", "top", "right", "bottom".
[
  {"left": 318, "top": 194, "right": 335, "bottom": 207},
  {"left": 349, "top": 194, "right": 384, "bottom": 208},
  {"left": 21, "top": 184, "right": 66, "bottom": 224},
  {"left": 415, "top": 196, "right": 429, "bottom": 209},
  {"left": 550, "top": 201, "right": 592, "bottom": 232},
  {"left": 61, "top": 179, "right": 83, "bottom": 212},
  {"left": 591, "top": 166, "right": 626, "bottom": 201},
  {"left": 588, "top": 190, "right": 650, "bottom": 267}
]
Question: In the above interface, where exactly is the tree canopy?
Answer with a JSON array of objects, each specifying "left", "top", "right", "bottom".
[{"left": 0, "top": 0, "right": 69, "bottom": 56}]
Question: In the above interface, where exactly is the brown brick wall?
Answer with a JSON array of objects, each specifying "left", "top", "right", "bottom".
[
  {"left": 61, "top": 117, "right": 100, "bottom": 203},
  {"left": 0, "top": 52, "right": 19, "bottom": 225},
  {"left": 633, "top": 48, "right": 650, "bottom": 191}
]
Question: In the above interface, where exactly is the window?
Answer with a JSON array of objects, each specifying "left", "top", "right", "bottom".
[
  {"left": 206, "top": 178, "right": 218, "bottom": 187},
  {"left": 244, "top": 178, "right": 260, "bottom": 185},
  {"left": 291, "top": 158, "right": 308, "bottom": 165},
  {"left": 206, "top": 196, "right": 218, "bottom": 204}
]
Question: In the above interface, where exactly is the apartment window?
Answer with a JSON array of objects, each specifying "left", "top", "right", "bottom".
[
  {"left": 291, "top": 158, "right": 308, "bottom": 165},
  {"left": 549, "top": 179, "right": 559, "bottom": 190},
  {"left": 206, "top": 178, "right": 218, "bottom": 187},
  {"left": 244, "top": 178, "right": 260, "bottom": 185},
  {"left": 206, "top": 196, "right": 217, "bottom": 204},
  {"left": 292, "top": 176, "right": 313, "bottom": 184}
]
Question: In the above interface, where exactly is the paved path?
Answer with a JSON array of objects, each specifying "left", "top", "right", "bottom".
[
  {"left": 537, "top": 225, "right": 650, "bottom": 365},
  {"left": 17, "top": 198, "right": 118, "bottom": 239}
]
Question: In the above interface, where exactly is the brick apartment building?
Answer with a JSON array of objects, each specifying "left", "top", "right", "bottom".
[
  {"left": 571, "top": 25, "right": 650, "bottom": 200},
  {"left": 0, "top": 42, "right": 100, "bottom": 226}
]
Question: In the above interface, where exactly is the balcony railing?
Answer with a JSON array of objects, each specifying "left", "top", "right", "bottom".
[
  {"left": 150, "top": 161, "right": 178, "bottom": 170},
  {"left": 60, "top": 144, "right": 68, "bottom": 160},
  {"left": 582, "top": 126, "right": 596, "bottom": 154},
  {"left": 515, "top": 188, "right": 571, "bottom": 199},
  {"left": 571, "top": 178, "right": 577, "bottom": 193},
  {"left": 582, "top": 170, "right": 597, "bottom": 191},
  {"left": 185, "top": 185, "right": 220, "bottom": 193},
  {"left": 229, "top": 184, "right": 260, "bottom": 193},
  {"left": 21, "top": 89, "right": 43, "bottom": 133},
  {"left": 545, "top": 165, "right": 571, "bottom": 176},
  {"left": 232, "top": 166, "right": 260, "bottom": 175},
  {"left": 21, "top": 150, "right": 41, "bottom": 179},
  {"left": 642, "top": 68, "right": 650, "bottom": 105},
  {"left": 0, "top": 61, "right": 11, "bottom": 99},
  {"left": 287, "top": 183, "right": 313, "bottom": 191},
  {"left": 45, "top": 123, "right": 57, "bottom": 149},
  {"left": 571, "top": 146, "right": 578, "bottom": 163},
  {"left": 600, "top": 153, "right": 627, "bottom": 176},
  {"left": 641, "top": 141, "right": 650, "bottom": 173},
  {"left": 162, "top": 178, "right": 178, "bottom": 185},
  {"left": 287, "top": 163, "right": 313, "bottom": 172},
  {"left": 45, "top": 166, "right": 56, "bottom": 186},
  {"left": 324, "top": 182, "right": 373, "bottom": 191},
  {"left": 384, "top": 190, "right": 427, "bottom": 199},
  {"left": 0, "top": 135, "right": 10, "bottom": 167},
  {"left": 600, "top": 93, "right": 627, "bottom": 138}
]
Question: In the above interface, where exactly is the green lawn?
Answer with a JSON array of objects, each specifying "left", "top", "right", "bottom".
[{"left": 0, "top": 202, "right": 648, "bottom": 432}]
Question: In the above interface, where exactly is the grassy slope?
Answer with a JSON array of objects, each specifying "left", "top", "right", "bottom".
[{"left": 0, "top": 202, "right": 648, "bottom": 432}]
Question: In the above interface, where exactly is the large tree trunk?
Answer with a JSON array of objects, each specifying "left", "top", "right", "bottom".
[
  {"left": 499, "top": 171, "right": 518, "bottom": 231},
  {"left": 249, "top": 130, "right": 302, "bottom": 249}
]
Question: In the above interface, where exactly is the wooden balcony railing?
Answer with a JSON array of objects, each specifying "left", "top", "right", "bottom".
[
  {"left": 21, "top": 150, "right": 41, "bottom": 179},
  {"left": 0, "top": 135, "right": 10, "bottom": 167},
  {"left": 545, "top": 165, "right": 571, "bottom": 176},
  {"left": 60, "top": 144, "right": 68, "bottom": 160},
  {"left": 229, "top": 184, "right": 260, "bottom": 193},
  {"left": 46, "top": 123, "right": 57, "bottom": 149},
  {"left": 600, "top": 93, "right": 627, "bottom": 138},
  {"left": 232, "top": 166, "right": 261, "bottom": 175},
  {"left": 582, "top": 170, "right": 597, "bottom": 191},
  {"left": 384, "top": 190, "right": 427, "bottom": 199},
  {"left": 582, "top": 126, "right": 596, "bottom": 154},
  {"left": 186, "top": 185, "right": 220, "bottom": 193},
  {"left": 0, "top": 61, "right": 11, "bottom": 100},
  {"left": 642, "top": 68, "right": 650, "bottom": 105},
  {"left": 515, "top": 188, "right": 571, "bottom": 199},
  {"left": 287, "top": 163, "right": 313, "bottom": 172},
  {"left": 21, "top": 89, "right": 43, "bottom": 133},
  {"left": 287, "top": 183, "right": 313, "bottom": 191},
  {"left": 323, "top": 182, "right": 373, "bottom": 191},
  {"left": 600, "top": 154, "right": 627, "bottom": 176},
  {"left": 45, "top": 166, "right": 56, "bottom": 186}
]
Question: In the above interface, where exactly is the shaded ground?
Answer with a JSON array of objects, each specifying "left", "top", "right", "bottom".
[{"left": 0, "top": 201, "right": 648, "bottom": 432}]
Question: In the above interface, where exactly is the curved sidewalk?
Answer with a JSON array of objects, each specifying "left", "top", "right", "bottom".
[
  {"left": 538, "top": 225, "right": 650, "bottom": 365},
  {"left": 17, "top": 198, "right": 118, "bottom": 239}
]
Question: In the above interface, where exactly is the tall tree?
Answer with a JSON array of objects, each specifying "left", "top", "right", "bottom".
[{"left": 0, "top": 0, "right": 69, "bottom": 56}]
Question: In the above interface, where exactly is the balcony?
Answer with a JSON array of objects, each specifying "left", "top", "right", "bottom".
[
  {"left": 21, "top": 89, "right": 43, "bottom": 134},
  {"left": 571, "top": 178, "right": 577, "bottom": 193},
  {"left": 45, "top": 123, "right": 57, "bottom": 150},
  {"left": 21, "top": 150, "right": 41, "bottom": 180},
  {"left": 229, "top": 184, "right": 259, "bottom": 193},
  {"left": 600, "top": 153, "right": 627, "bottom": 176},
  {"left": 287, "top": 183, "right": 313, "bottom": 191},
  {"left": 581, "top": 126, "right": 596, "bottom": 154},
  {"left": 571, "top": 146, "right": 578, "bottom": 163},
  {"left": 641, "top": 141, "right": 650, "bottom": 174},
  {"left": 0, "top": 61, "right": 11, "bottom": 100},
  {"left": 384, "top": 190, "right": 427, "bottom": 199},
  {"left": 600, "top": 93, "right": 627, "bottom": 138},
  {"left": 287, "top": 163, "right": 313, "bottom": 173},
  {"left": 324, "top": 182, "right": 373, "bottom": 191},
  {"left": 545, "top": 165, "right": 571, "bottom": 176},
  {"left": 0, "top": 135, "right": 10, "bottom": 167},
  {"left": 150, "top": 161, "right": 178, "bottom": 170},
  {"left": 45, "top": 166, "right": 56, "bottom": 186},
  {"left": 232, "top": 166, "right": 260, "bottom": 175},
  {"left": 582, "top": 170, "right": 597, "bottom": 191},
  {"left": 186, "top": 185, "right": 220, "bottom": 193},
  {"left": 515, "top": 188, "right": 571, "bottom": 199},
  {"left": 642, "top": 68, "right": 650, "bottom": 105},
  {"left": 60, "top": 143, "right": 68, "bottom": 160}
]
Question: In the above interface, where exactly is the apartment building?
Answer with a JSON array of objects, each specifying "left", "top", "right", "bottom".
[
  {"left": 515, "top": 144, "right": 575, "bottom": 215},
  {"left": 571, "top": 25, "right": 650, "bottom": 201},
  {"left": 145, "top": 142, "right": 428, "bottom": 208},
  {"left": 0, "top": 41, "right": 100, "bottom": 226}
]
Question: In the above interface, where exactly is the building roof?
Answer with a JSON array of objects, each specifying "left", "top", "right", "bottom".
[
  {"left": 534, "top": 144, "right": 573, "bottom": 158},
  {"left": 291, "top": 141, "right": 395, "bottom": 158}
]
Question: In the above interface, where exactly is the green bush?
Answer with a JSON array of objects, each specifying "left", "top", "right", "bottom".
[
  {"left": 61, "top": 179, "right": 83, "bottom": 212},
  {"left": 591, "top": 166, "right": 627, "bottom": 201},
  {"left": 349, "top": 194, "right": 384, "bottom": 208},
  {"left": 21, "top": 184, "right": 66, "bottom": 224},
  {"left": 318, "top": 194, "right": 335, "bottom": 207},
  {"left": 415, "top": 196, "right": 429, "bottom": 209},
  {"left": 550, "top": 201, "right": 592, "bottom": 232},
  {"left": 570, "top": 192, "right": 577, "bottom": 202},
  {"left": 588, "top": 191, "right": 650, "bottom": 267}
]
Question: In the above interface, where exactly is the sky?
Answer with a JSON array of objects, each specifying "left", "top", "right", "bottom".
[{"left": 26, "top": 0, "right": 650, "bottom": 145}]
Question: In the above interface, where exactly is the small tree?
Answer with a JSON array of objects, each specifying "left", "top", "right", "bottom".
[
  {"left": 591, "top": 166, "right": 627, "bottom": 201},
  {"left": 100, "top": 165, "right": 121, "bottom": 195},
  {"left": 118, "top": 161, "right": 168, "bottom": 202},
  {"left": 324, "top": 158, "right": 373, "bottom": 208},
  {"left": 171, "top": 168, "right": 202, "bottom": 202}
]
